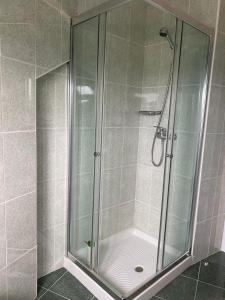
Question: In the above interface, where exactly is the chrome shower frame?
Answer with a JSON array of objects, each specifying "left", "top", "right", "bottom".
[{"left": 66, "top": 0, "right": 215, "bottom": 299}]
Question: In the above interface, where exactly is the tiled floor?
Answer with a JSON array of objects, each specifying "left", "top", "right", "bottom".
[{"left": 36, "top": 252, "right": 225, "bottom": 300}]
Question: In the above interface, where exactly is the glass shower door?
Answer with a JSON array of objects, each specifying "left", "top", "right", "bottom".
[
  {"left": 68, "top": 1, "right": 211, "bottom": 298},
  {"left": 69, "top": 16, "right": 100, "bottom": 267},
  {"left": 161, "top": 22, "right": 210, "bottom": 267},
  {"left": 96, "top": 0, "right": 177, "bottom": 297}
]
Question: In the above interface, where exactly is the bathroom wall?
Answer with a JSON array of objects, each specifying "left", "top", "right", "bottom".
[
  {"left": 193, "top": 0, "right": 225, "bottom": 261},
  {"left": 134, "top": 5, "right": 175, "bottom": 240},
  {"left": 0, "top": 0, "right": 75, "bottom": 298},
  {"left": 75, "top": 0, "right": 218, "bottom": 29},
  {"left": 37, "top": 64, "right": 68, "bottom": 278},
  {"left": 0, "top": 0, "right": 224, "bottom": 298}
]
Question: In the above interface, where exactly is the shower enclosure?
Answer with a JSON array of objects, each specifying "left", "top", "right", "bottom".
[{"left": 67, "top": 0, "right": 211, "bottom": 299}]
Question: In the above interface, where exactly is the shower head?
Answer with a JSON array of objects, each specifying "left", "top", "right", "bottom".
[{"left": 159, "top": 27, "right": 175, "bottom": 50}]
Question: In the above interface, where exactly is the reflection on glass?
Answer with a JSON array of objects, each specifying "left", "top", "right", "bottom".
[
  {"left": 69, "top": 16, "right": 99, "bottom": 267},
  {"left": 163, "top": 23, "right": 209, "bottom": 267}
]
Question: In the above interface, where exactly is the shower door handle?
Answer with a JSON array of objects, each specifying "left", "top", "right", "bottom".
[
  {"left": 94, "top": 152, "right": 101, "bottom": 157},
  {"left": 166, "top": 154, "right": 173, "bottom": 159}
]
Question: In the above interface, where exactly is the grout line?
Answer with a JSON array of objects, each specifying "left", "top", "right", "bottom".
[
  {"left": 0, "top": 22, "right": 34, "bottom": 25},
  {"left": 197, "top": 261, "right": 201, "bottom": 281},
  {"left": 36, "top": 286, "right": 48, "bottom": 299},
  {"left": 6, "top": 246, "right": 37, "bottom": 269},
  {"left": 181, "top": 274, "right": 198, "bottom": 281},
  {"left": 1, "top": 55, "right": 35, "bottom": 67},
  {"left": 5, "top": 191, "right": 36, "bottom": 204},
  {"left": 42, "top": 0, "right": 62, "bottom": 13},
  {"left": 36, "top": 60, "right": 70, "bottom": 79},
  {"left": 0, "top": 130, "right": 36, "bottom": 134},
  {"left": 193, "top": 279, "right": 199, "bottom": 300},
  {"left": 197, "top": 279, "right": 225, "bottom": 291},
  {"left": 196, "top": 213, "right": 225, "bottom": 224},
  {"left": 46, "top": 290, "right": 70, "bottom": 300}
]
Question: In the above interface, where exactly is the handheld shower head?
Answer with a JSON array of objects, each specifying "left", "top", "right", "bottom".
[
  {"left": 159, "top": 27, "right": 169, "bottom": 37},
  {"left": 159, "top": 27, "right": 175, "bottom": 50}
]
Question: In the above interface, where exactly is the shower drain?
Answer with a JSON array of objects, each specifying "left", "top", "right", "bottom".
[{"left": 135, "top": 266, "right": 144, "bottom": 273}]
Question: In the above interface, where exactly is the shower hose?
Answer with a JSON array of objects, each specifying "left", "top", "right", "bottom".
[{"left": 151, "top": 63, "right": 173, "bottom": 167}]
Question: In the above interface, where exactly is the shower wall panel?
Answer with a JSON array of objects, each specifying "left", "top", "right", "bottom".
[
  {"left": 99, "top": 1, "right": 146, "bottom": 239},
  {"left": 134, "top": 5, "right": 175, "bottom": 240},
  {"left": 37, "top": 64, "right": 68, "bottom": 278}
]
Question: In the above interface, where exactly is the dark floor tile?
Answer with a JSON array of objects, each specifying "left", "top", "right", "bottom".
[
  {"left": 182, "top": 262, "right": 200, "bottom": 279},
  {"left": 37, "top": 286, "right": 47, "bottom": 299},
  {"left": 196, "top": 282, "right": 225, "bottom": 300},
  {"left": 38, "top": 268, "right": 67, "bottom": 289},
  {"left": 199, "top": 254, "right": 225, "bottom": 288},
  {"left": 157, "top": 275, "right": 197, "bottom": 300},
  {"left": 50, "top": 271, "right": 93, "bottom": 300},
  {"left": 40, "top": 290, "right": 68, "bottom": 300},
  {"left": 207, "top": 252, "right": 225, "bottom": 266}
]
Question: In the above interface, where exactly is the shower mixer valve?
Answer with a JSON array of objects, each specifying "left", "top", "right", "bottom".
[
  {"left": 155, "top": 126, "right": 167, "bottom": 140},
  {"left": 154, "top": 126, "right": 177, "bottom": 141}
]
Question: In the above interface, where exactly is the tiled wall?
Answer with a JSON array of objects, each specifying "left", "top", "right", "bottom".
[
  {"left": 75, "top": 0, "right": 218, "bottom": 29},
  {"left": 0, "top": 0, "right": 75, "bottom": 298},
  {"left": 134, "top": 5, "right": 175, "bottom": 240},
  {"left": 37, "top": 64, "right": 68, "bottom": 278},
  {"left": 193, "top": 0, "right": 225, "bottom": 261},
  {"left": 0, "top": 0, "right": 224, "bottom": 298},
  {"left": 99, "top": 1, "right": 145, "bottom": 239}
]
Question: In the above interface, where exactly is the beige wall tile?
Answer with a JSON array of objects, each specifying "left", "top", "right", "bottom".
[
  {"left": 2, "top": 57, "right": 35, "bottom": 131},
  {"left": 0, "top": 204, "right": 6, "bottom": 270},
  {"left": 36, "top": 0, "right": 61, "bottom": 69},
  {"left": 38, "top": 228, "right": 55, "bottom": 277},
  {"left": 102, "top": 168, "right": 121, "bottom": 209},
  {"left": 197, "top": 178, "right": 217, "bottom": 222},
  {"left": 62, "top": 0, "right": 77, "bottom": 17},
  {"left": 6, "top": 193, "right": 36, "bottom": 255},
  {"left": 7, "top": 248, "right": 37, "bottom": 300},
  {"left": 0, "top": 268, "right": 7, "bottom": 299},
  {"left": 105, "top": 34, "right": 128, "bottom": 84},
  {"left": 0, "top": 136, "right": 4, "bottom": 203},
  {"left": 193, "top": 220, "right": 212, "bottom": 262},
  {"left": 3, "top": 132, "right": 36, "bottom": 201},
  {"left": 0, "top": 24, "right": 35, "bottom": 64},
  {"left": 103, "top": 128, "right": 123, "bottom": 169},
  {"left": 212, "top": 32, "right": 225, "bottom": 86},
  {"left": 167, "top": 0, "right": 190, "bottom": 13},
  {"left": 209, "top": 215, "right": 225, "bottom": 255},
  {"left": 189, "top": 0, "right": 218, "bottom": 28},
  {"left": 201, "top": 134, "right": 223, "bottom": 179},
  {"left": 0, "top": 0, "right": 35, "bottom": 24}
]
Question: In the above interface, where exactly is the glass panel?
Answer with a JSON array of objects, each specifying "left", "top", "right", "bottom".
[
  {"left": 97, "top": 0, "right": 177, "bottom": 297},
  {"left": 69, "top": 17, "right": 99, "bottom": 267},
  {"left": 163, "top": 23, "right": 210, "bottom": 267}
]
